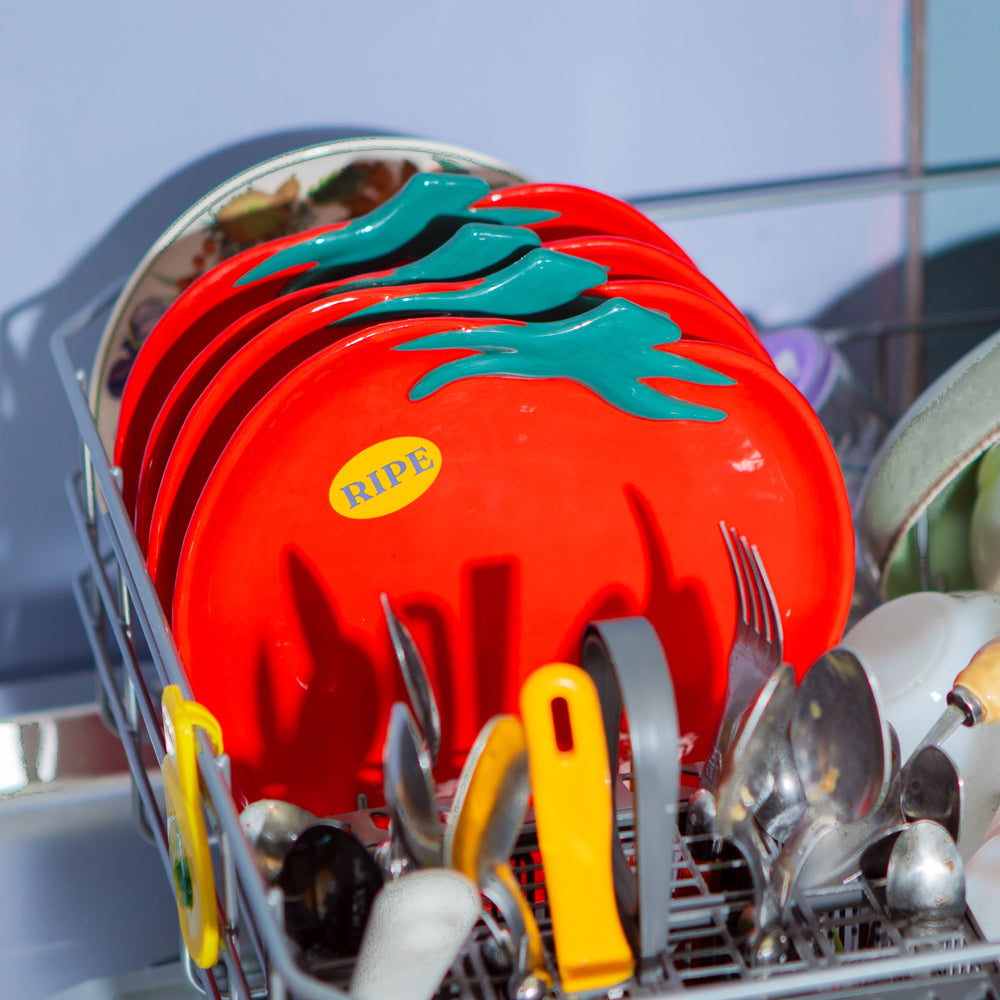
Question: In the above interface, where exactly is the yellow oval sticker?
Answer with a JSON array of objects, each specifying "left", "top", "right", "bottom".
[{"left": 329, "top": 437, "right": 442, "bottom": 519}]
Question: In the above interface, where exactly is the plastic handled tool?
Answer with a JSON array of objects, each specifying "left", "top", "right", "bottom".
[
  {"left": 910, "top": 635, "right": 1000, "bottom": 760},
  {"left": 350, "top": 869, "right": 481, "bottom": 1000},
  {"left": 160, "top": 685, "right": 225, "bottom": 970},
  {"left": 580, "top": 617, "right": 678, "bottom": 982},
  {"left": 520, "top": 663, "right": 635, "bottom": 994},
  {"left": 381, "top": 593, "right": 441, "bottom": 767},
  {"left": 444, "top": 714, "right": 551, "bottom": 997}
]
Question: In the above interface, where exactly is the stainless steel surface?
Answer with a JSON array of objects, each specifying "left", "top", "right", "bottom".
[
  {"left": 239, "top": 799, "right": 318, "bottom": 884},
  {"left": 699, "top": 526, "right": 783, "bottom": 798},
  {"left": 795, "top": 741, "right": 962, "bottom": 891},
  {"left": 380, "top": 594, "right": 442, "bottom": 768},
  {"left": 789, "top": 649, "right": 888, "bottom": 825},
  {"left": 900, "top": 744, "right": 963, "bottom": 842},
  {"left": 383, "top": 701, "right": 443, "bottom": 871},
  {"left": 753, "top": 649, "right": 889, "bottom": 959},
  {"left": 886, "top": 819, "right": 966, "bottom": 930}
]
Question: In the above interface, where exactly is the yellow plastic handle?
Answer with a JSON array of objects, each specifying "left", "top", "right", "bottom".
[
  {"left": 520, "top": 663, "right": 634, "bottom": 994},
  {"left": 956, "top": 636, "right": 1000, "bottom": 723},
  {"left": 446, "top": 714, "right": 549, "bottom": 983},
  {"left": 161, "top": 685, "right": 224, "bottom": 969}
]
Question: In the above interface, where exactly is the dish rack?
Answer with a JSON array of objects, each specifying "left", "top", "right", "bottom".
[{"left": 51, "top": 257, "right": 1000, "bottom": 1000}]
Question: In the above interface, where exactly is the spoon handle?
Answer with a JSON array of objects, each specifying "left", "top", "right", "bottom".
[{"left": 489, "top": 861, "right": 548, "bottom": 978}]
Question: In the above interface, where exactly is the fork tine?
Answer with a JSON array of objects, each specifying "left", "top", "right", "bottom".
[
  {"left": 720, "top": 521, "right": 748, "bottom": 627},
  {"left": 734, "top": 532, "right": 762, "bottom": 635},
  {"left": 748, "top": 540, "right": 784, "bottom": 654}
]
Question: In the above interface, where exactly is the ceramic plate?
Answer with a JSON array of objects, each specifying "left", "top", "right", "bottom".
[
  {"left": 843, "top": 589, "right": 1000, "bottom": 857},
  {"left": 170, "top": 302, "right": 854, "bottom": 816},
  {"left": 90, "top": 137, "right": 530, "bottom": 454}
]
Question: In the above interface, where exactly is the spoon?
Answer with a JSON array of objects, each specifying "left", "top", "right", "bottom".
[
  {"left": 278, "top": 821, "right": 385, "bottom": 958},
  {"left": 380, "top": 593, "right": 441, "bottom": 766},
  {"left": 239, "top": 800, "right": 384, "bottom": 957},
  {"left": 752, "top": 649, "right": 888, "bottom": 960},
  {"left": 706, "top": 664, "right": 798, "bottom": 910},
  {"left": 240, "top": 798, "right": 318, "bottom": 882},
  {"left": 383, "top": 702, "right": 443, "bottom": 873},
  {"left": 908, "top": 634, "right": 1000, "bottom": 762},
  {"left": 444, "top": 714, "right": 551, "bottom": 998},
  {"left": 797, "top": 742, "right": 964, "bottom": 890},
  {"left": 886, "top": 820, "right": 966, "bottom": 933},
  {"left": 350, "top": 869, "right": 481, "bottom": 1000}
]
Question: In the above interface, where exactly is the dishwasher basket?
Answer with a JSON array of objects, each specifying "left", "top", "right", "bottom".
[{"left": 51, "top": 202, "right": 1000, "bottom": 1000}]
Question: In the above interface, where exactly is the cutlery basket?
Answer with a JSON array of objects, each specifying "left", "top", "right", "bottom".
[{"left": 51, "top": 204, "right": 1000, "bottom": 1000}]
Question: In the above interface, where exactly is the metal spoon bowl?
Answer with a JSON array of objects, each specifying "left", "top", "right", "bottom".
[
  {"left": 886, "top": 819, "right": 966, "bottom": 931},
  {"left": 790, "top": 648, "right": 889, "bottom": 824},
  {"left": 384, "top": 701, "right": 443, "bottom": 871}
]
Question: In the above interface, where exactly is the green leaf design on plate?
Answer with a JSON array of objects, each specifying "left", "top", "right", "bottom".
[
  {"left": 395, "top": 298, "right": 736, "bottom": 422},
  {"left": 236, "top": 173, "right": 557, "bottom": 286}
]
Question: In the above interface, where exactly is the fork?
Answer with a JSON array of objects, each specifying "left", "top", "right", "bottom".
[{"left": 698, "top": 522, "right": 784, "bottom": 795}]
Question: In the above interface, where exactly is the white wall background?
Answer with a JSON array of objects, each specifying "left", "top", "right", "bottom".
[{"left": 2, "top": 0, "right": 991, "bottom": 682}]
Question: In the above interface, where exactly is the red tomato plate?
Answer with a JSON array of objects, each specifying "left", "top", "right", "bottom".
[
  {"left": 125, "top": 222, "right": 546, "bottom": 520},
  {"left": 114, "top": 172, "right": 541, "bottom": 490},
  {"left": 171, "top": 301, "right": 854, "bottom": 817},
  {"left": 144, "top": 249, "right": 611, "bottom": 601},
  {"left": 474, "top": 182, "right": 694, "bottom": 264}
]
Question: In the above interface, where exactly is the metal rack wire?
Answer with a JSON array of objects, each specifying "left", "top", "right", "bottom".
[{"left": 51, "top": 253, "right": 1000, "bottom": 1000}]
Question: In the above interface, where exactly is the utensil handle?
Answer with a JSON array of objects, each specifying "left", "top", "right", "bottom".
[
  {"left": 954, "top": 636, "right": 1000, "bottom": 723},
  {"left": 520, "top": 663, "right": 634, "bottom": 994},
  {"left": 350, "top": 870, "right": 480, "bottom": 1000},
  {"left": 490, "top": 861, "right": 549, "bottom": 982}
]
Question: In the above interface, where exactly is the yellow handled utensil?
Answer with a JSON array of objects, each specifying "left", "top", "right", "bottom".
[
  {"left": 444, "top": 714, "right": 551, "bottom": 994},
  {"left": 520, "top": 663, "right": 634, "bottom": 994},
  {"left": 911, "top": 635, "right": 1000, "bottom": 761},
  {"left": 161, "top": 685, "right": 225, "bottom": 969}
]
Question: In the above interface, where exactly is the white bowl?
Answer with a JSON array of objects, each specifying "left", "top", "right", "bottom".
[
  {"left": 842, "top": 589, "right": 1000, "bottom": 859},
  {"left": 967, "top": 827, "right": 1000, "bottom": 940}
]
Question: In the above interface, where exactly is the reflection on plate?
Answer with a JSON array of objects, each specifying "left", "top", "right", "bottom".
[{"left": 89, "top": 137, "right": 530, "bottom": 452}]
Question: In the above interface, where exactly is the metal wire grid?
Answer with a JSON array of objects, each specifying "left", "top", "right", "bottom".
[{"left": 50, "top": 268, "right": 1000, "bottom": 1000}]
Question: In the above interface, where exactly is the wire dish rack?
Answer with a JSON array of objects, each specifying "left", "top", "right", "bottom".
[{"left": 51, "top": 247, "right": 1000, "bottom": 1000}]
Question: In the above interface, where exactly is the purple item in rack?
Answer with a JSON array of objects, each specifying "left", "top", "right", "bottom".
[
  {"left": 762, "top": 326, "right": 889, "bottom": 510},
  {"left": 762, "top": 326, "right": 838, "bottom": 411}
]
